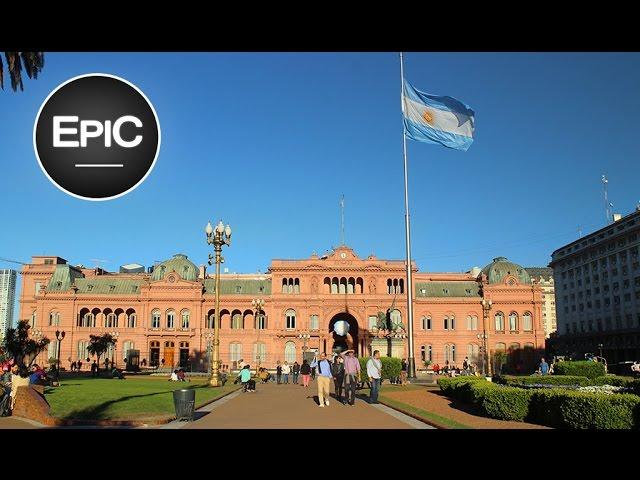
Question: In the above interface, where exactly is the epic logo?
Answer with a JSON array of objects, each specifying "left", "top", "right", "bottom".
[{"left": 34, "top": 74, "right": 161, "bottom": 201}]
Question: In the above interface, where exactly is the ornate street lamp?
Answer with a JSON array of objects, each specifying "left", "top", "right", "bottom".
[
  {"left": 252, "top": 298, "right": 265, "bottom": 368},
  {"left": 298, "top": 332, "right": 311, "bottom": 358},
  {"left": 204, "top": 332, "right": 214, "bottom": 375},
  {"left": 110, "top": 331, "right": 120, "bottom": 368},
  {"left": 481, "top": 299, "right": 493, "bottom": 377},
  {"left": 205, "top": 219, "right": 232, "bottom": 387},
  {"left": 55, "top": 330, "right": 65, "bottom": 378}
]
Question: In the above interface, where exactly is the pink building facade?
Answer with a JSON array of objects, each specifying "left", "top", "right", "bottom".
[{"left": 19, "top": 247, "right": 545, "bottom": 373}]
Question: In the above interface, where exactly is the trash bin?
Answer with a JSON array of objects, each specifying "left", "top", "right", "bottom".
[{"left": 173, "top": 389, "right": 196, "bottom": 421}]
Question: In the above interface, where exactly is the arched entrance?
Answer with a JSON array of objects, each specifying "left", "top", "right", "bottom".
[{"left": 328, "top": 312, "right": 359, "bottom": 355}]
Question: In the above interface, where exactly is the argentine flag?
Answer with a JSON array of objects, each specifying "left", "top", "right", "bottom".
[{"left": 402, "top": 79, "right": 475, "bottom": 151}]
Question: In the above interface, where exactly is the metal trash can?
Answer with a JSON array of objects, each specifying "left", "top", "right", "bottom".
[{"left": 173, "top": 389, "right": 196, "bottom": 421}]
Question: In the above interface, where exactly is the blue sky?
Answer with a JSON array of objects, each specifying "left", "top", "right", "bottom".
[{"left": 1, "top": 52, "right": 640, "bottom": 304}]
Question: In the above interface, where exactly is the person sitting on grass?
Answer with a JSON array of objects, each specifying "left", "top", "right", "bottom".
[
  {"left": 112, "top": 367, "right": 125, "bottom": 380},
  {"left": 177, "top": 369, "right": 189, "bottom": 382},
  {"left": 170, "top": 370, "right": 179, "bottom": 381}
]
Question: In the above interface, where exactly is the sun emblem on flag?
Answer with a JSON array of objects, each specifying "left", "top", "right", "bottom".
[{"left": 422, "top": 109, "right": 434, "bottom": 124}]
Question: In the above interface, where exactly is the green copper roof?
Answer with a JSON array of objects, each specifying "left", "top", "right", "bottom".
[
  {"left": 204, "top": 278, "right": 272, "bottom": 295},
  {"left": 415, "top": 281, "right": 480, "bottom": 297},
  {"left": 46, "top": 265, "right": 85, "bottom": 292},
  {"left": 151, "top": 254, "right": 199, "bottom": 282},
  {"left": 74, "top": 278, "right": 143, "bottom": 295},
  {"left": 481, "top": 257, "right": 531, "bottom": 285}
]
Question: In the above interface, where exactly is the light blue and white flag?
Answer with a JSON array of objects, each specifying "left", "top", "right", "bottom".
[{"left": 402, "top": 79, "right": 475, "bottom": 151}]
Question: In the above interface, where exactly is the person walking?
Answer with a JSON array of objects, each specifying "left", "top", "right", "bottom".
[
  {"left": 276, "top": 361, "right": 282, "bottom": 384},
  {"left": 292, "top": 361, "right": 300, "bottom": 384},
  {"left": 300, "top": 359, "right": 311, "bottom": 387},
  {"left": 282, "top": 361, "right": 291, "bottom": 384},
  {"left": 311, "top": 352, "right": 333, "bottom": 407},
  {"left": 331, "top": 354, "right": 345, "bottom": 404},
  {"left": 341, "top": 349, "right": 361, "bottom": 406},
  {"left": 366, "top": 350, "right": 382, "bottom": 404}
]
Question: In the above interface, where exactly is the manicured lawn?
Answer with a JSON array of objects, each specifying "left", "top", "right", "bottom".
[{"left": 44, "top": 376, "right": 239, "bottom": 421}]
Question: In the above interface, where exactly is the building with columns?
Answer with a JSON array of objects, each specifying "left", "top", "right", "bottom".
[{"left": 19, "top": 246, "right": 545, "bottom": 373}]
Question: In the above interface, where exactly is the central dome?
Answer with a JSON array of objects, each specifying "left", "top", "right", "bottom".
[
  {"left": 151, "top": 254, "right": 199, "bottom": 282},
  {"left": 480, "top": 257, "right": 531, "bottom": 285}
]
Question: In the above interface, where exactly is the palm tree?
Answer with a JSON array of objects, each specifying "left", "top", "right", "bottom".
[{"left": 0, "top": 52, "right": 45, "bottom": 91}]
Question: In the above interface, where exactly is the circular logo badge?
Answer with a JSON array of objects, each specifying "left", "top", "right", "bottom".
[{"left": 34, "top": 73, "right": 161, "bottom": 201}]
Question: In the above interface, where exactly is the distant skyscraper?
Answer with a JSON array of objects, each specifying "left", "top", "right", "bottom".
[
  {"left": 0, "top": 269, "right": 17, "bottom": 339},
  {"left": 525, "top": 267, "right": 556, "bottom": 338}
]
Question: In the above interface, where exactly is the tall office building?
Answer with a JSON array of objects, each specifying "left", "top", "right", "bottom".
[
  {"left": 549, "top": 207, "right": 640, "bottom": 364},
  {"left": 0, "top": 269, "right": 17, "bottom": 339}
]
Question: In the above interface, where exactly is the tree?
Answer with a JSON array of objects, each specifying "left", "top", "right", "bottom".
[
  {"left": 0, "top": 52, "right": 45, "bottom": 92},
  {"left": 4, "top": 320, "right": 50, "bottom": 377},
  {"left": 86, "top": 333, "right": 117, "bottom": 372}
]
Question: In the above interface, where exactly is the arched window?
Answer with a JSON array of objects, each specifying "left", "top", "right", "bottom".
[
  {"left": 166, "top": 310, "right": 175, "bottom": 329},
  {"left": 284, "top": 341, "right": 296, "bottom": 363},
  {"left": 77, "top": 340, "right": 89, "bottom": 361},
  {"left": 253, "top": 342, "right": 266, "bottom": 364},
  {"left": 339, "top": 278, "right": 347, "bottom": 294},
  {"left": 49, "top": 311, "right": 60, "bottom": 326},
  {"left": 421, "top": 316, "right": 432, "bottom": 330},
  {"left": 444, "top": 344, "right": 456, "bottom": 363},
  {"left": 123, "top": 341, "right": 134, "bottom": 361},
  {"left": 293, "top": 278, "right": 300, "bottom": 294},
  {"left": 127, "top": 313, "right": 137, "bottom": 328},
  {"left": 229, "top": 342, "right": 242, "bottom": 363},
  {"left": 523, "top": 312, "right": 533, "bottom": 331},
  {"left": 48, "top": 340, "right": 59, "bottom": 361},
  {"left": 494, "top": 312, "right": 505, "bottom": 331},
  {"left": 331, "top": 278, "right": 338, "bottom": 294},
  {"left": 151, "top": 310, "right": 161, "bottom": 329},
  {"left": 420, "top": 344, "right": 433, "bottom": 362},
  {"left": 323, "top": 277, "right": 331, "bottom": 294},
  {"left": 30, "top": 311, "right": 37, "bottom": 328},
  {"left": 207, "top": 310, "right": 216, "bottom": 329},
  {"left": 399, "top": 279, "right": 405, "bottom": 294},
  {"left": 509, "top": 312, "right": 518, "bottom": 331},
  {"left": 181, "top": 309, "right": 190, "bottom": 329},
  {"left": 231, "top": 311, "right": 243, "bottom": 329},
  {"left": 467, "top": 315, "right": 478, "bottom": 330},
  {"left": 390, "top": 309, "right": 401, "bottom": 327},
  {"left": 256, "top": 313, "right": 266, "bottom": 329},
  {"left": 444, "top": 315, "right": 455, "bottom": 330},
  {"left": 467, "top": 343, "right": 480, "bottom": 364},
  {"left": 282, "top": 278, "right": 288, "bottom": 294},
  {"left": 347, "top": 278, "right": 355, "bottom": 294},
  {"left": 387, "top": 279, "right": 393, "bottom": 294},
  {"left": 105, "top": 312, "right": 117, "bottom": 328},
  {"left": 285, "top": 309, "right": 296, "bottom": 329}
]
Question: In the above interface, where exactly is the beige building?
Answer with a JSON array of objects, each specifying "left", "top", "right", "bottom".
[{"left": 526, "top": 267, "right": 556, "bottom": 338}]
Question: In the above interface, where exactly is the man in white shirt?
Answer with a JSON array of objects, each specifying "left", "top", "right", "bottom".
[{"left": 366, "top": 350, "right": 382, "bottom": 404}]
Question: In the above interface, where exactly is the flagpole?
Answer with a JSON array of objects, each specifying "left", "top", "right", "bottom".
[{"left": 400, "top": 52, "right": 417, "bottom": 379}]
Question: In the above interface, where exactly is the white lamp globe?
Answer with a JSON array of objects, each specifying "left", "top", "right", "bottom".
[{"left": 333, "top": 320, "right": 349, "bottom": 336}]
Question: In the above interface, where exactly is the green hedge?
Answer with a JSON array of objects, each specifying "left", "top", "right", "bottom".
[
  {"left": 438, "top": 376, "right": 640, "bottom": 429},
  {"left": 590, "top": 376, "right": 636, "bottom": 387},
  {"left": 480, "top": 386, "right": 533, "bottom": 421},
  {"left": 358, "top": 356, "right": 402, "bottom": 381},
  {"left": 554, "top": 361, "right": 606, "bottom": 379},
  {"left": 497, "top": 375, "right": 591, "bottom": 387}
]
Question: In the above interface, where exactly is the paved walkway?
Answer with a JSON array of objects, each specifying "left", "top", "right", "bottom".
[
  {"left": 176, "top": 381, "right": 431, "bottom": 429},
  {"left": 0, "top": 416, "right": 44, "bottom": 429}
]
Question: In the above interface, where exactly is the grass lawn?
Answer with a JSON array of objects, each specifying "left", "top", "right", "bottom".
[
  {"left": 44, "top": 376, "right": 239, "bottom": 421},
  {"left": 360, "top": 385, "right": 470, "bottom": 429}
]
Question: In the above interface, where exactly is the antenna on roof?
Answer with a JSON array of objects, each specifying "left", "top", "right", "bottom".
[
  {"left": 602, "top": 174, "right": 611, "bottom": 225},
  {"left": 90, "top": 259, "right": 109, "bottom": 269}
]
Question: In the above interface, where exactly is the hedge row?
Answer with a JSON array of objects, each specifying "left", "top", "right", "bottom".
[
  {"left": 357, "top": 356, "right": 402, "bottom": 381},
  {"left": 497, "top": 375, "right": 591, "bottom": 387},
  {"left": 437, "top": 377, "right": 640, "bottom": 429},
  {"left": 553, "top": 361, "right": 606, "bottom": 379}
]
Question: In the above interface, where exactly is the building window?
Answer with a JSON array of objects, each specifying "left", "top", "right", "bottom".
[
  {"left": 253, "top": 342, "right": 266, "bottom": 363},
  {"left": 444, "top": 344, "right": 456, "bottom": 363},
  {"left": 48, "top": 339, "right": 59, "bottom": 360},
  {"left": 151, "top": 310, "right": 161, "bottom": 329},
  {"left": 284, "top": 341, "right": 296, "bottom": 363},
  {"left": 285, "top": 309, "right": 296, "bottom": 330},
  {"left": 229, "top": 343, "right": 242, "bottom": 363},
  {"left": 77, "top": 340, "right": 89, "bottom": 361},
  {"left": 231, "top": 313, "right": 243, "bottom": 329},
  {"left": 466, "top": 315, "right": 478, "bottom": 330},
  {"left": 127, "top": 313, "right": 137, "bottom": 328},
  {"left": 49, "top": 311, "right": 60, "bottom": 326},
  {"left": 123, "top": 341, "right": 134, "bottom": 362},
  {"left": 310, "top": 314, "right": 319, "bottom": 330},
  {"left": 467, "top": 343, "right": 480, "bottom": 364},
  {"left": 235, "top": 285, "right": 242, "bottom": 294},
  {"left": 494, "top": 312, "right": 505, "bottom": 331},
  {"left": 420, "top": 345, "right": 432, "bottom": 362},
  {"left": 166, "top": 310, "right": 175, "bottom": 329},
  {"left": 369, "top": 315, "right": 377, "bottom": 330},
  {"left": 105, "top": 313, "right": 117, "bottom": 328},
  {"left": 390, "top": 309, "right": 401, "bottom": 328},
  {"left": 509, "top": 312, "right": 518, "bottom": 331},
  {"left": 181, "top": 310, "right": 190, "bottom": 329},
  {"left": 422, "top": 316, "right": 432, "bottom": 330},
  {"left": 523, "top": 312, "right": 533, "bottom": 331},
  {"left": 256, "top": 314, "right": 266, "bottom": 329}
]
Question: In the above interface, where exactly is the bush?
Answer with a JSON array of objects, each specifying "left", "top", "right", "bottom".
[
  {"left": 528, "top": 389, "right": 568, "bottom": 428},
  {"left": 498, "top": 375, "right": 590, "bottom": 387},
  {"left": 557, "top": 391, "right": 640, "bottom": 429},
  {"left": 590, "top": 376, "right": 636, "bottom": 387},
  {"left": 437, "top": 376, "right": 487, "bottom": 397},
  {"left": 358, "top": 356, "right": 401, "bottom": 381},
  {"left": 554, "top": 361, "right": 605, "bottom": 379},
  {"left": 479, "top": 386, "right": 532, "bottom": 422}
]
